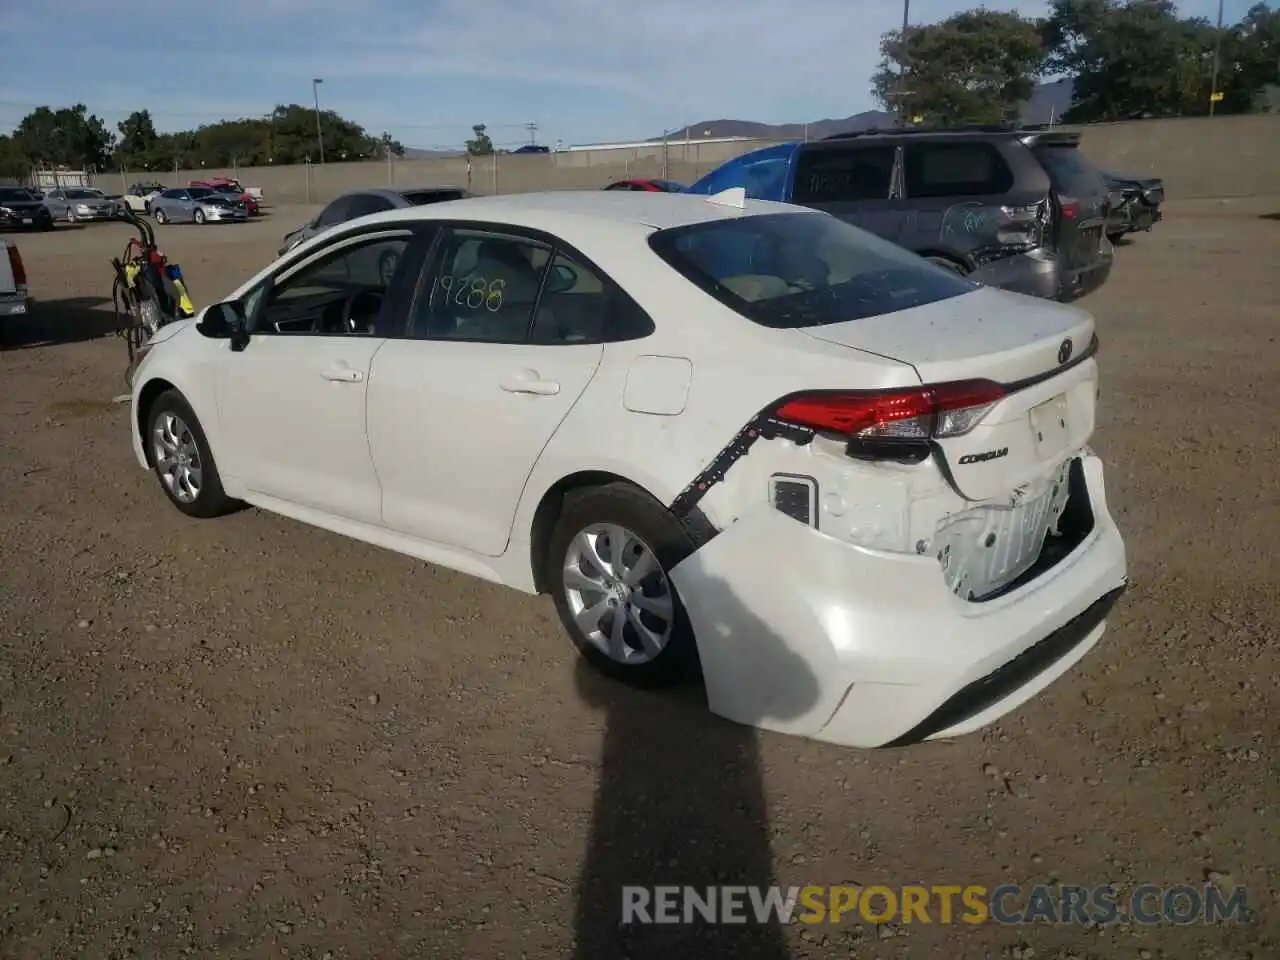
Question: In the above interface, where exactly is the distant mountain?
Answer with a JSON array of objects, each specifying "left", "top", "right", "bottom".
[{"left": 657, "top": 79, "right": 1078, "bottom": 143}]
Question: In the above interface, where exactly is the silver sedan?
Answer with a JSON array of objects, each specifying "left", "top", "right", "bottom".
[
  {"left": 41, "top": 187, "right": 118, "bottom": 222},
  {"left": 150, "top": 187, "right": 250, "bottom": 225}
]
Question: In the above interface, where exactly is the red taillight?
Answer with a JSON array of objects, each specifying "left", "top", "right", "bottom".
[
  {"left": 7, "top": 245, "right": 26, "bottom": 286},
  {"left": 773, "top": 380, "right": 1005, "bottom": 442},
  {"left": 1059, "top": 201, "right": 1079, "bottom": 220}
]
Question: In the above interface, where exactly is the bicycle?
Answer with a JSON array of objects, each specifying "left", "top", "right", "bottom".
[{"left": 110, "top": 207, "right": 196, "bottom": 390}]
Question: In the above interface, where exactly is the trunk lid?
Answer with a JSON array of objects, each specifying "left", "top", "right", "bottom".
[{"left": 797, "top": 286, "right": 1098, "bottom": 501}]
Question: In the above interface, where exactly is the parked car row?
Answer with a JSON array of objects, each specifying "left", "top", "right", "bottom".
[{"left": 120, "top": 177, "right": 264, "bottom": 223}]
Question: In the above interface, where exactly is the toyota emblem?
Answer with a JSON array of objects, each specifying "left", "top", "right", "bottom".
[{"left": 1058, "top": 338, "right": 1073, "bottom": 364}]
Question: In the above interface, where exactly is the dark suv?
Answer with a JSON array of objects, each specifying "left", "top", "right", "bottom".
[{"left": 685, "top": 126, "right": 1114, "bottom": 302}]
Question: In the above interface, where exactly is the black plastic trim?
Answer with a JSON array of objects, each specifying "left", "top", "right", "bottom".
[{"left": 883, "top": 583, "right": 1125, "bottom": 748}]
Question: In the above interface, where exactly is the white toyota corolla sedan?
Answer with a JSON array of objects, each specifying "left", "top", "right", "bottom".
[{"left": 128, "top": 189, "right": 1127, "bottom": 748}]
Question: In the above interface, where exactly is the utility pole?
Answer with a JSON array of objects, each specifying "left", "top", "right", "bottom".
[
  {"left": 526, "top": 121, "right": 538, "bottom": 146},
  {"left": 899, "top": 0, "right": 912, "bottom": 125},
  {"left": 1208, "top": 0, "right": 1225, "bottom": 117},
  {"left": 312, "top": 78, "right": 326, "bottom": 163}
]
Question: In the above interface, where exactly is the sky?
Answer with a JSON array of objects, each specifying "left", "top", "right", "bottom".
[{"left": 0, "top": 0, "right": 1235, "bottom": 150}]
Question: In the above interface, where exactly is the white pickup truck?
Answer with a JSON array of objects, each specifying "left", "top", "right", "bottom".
[{"left": 1, "top": 240, "right": 29, "bottom": 319}]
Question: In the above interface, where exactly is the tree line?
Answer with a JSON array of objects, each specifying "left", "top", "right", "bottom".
[
  {"left": 0, "top": 103, "right": 406, "bottom": 181},
  {"left": 873, "top": 0, "right": 1278, "bottom": 125}
]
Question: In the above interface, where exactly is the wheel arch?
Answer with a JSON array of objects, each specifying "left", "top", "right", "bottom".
[
  {"left": 135, "top": 377, "right": 180, "bottom": 465},
  {"left": 527, "top": 470, "right": 718, "bottom": 594}
]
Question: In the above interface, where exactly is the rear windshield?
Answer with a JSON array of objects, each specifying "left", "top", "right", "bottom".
[
  {"left": 1034, "top": 146, "right": 1107, "bottom": 198},
  {"left": 403, "top": 190, "right": 465, "bottom": 205},
  {"left": 648, "top": 211, "right": 977, "bottom": 329},
  {"left": 0, "top": 187, "right": 34, "bottom": 202}
]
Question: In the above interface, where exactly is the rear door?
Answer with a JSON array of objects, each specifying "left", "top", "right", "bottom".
[
  {"left": 789, "top": 142, "right": 901, "bottom": 243},
  {"left": 365, "top": 224, "right": 607, "bottom": 556},
  {"left": 1029, "top": 142, "right": 1109, "bottom": 271}
]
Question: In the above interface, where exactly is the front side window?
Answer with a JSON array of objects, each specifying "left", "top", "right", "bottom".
[
  {"left": 649, "top": 211, "right": 976, "bottom": 329},
  {"left": 792, "top": 145, "right": 896, "bottom": 204},
  {"left": 253, "top": 233, "right": 411, "bottom": 336},
  {"left": 411, "top": 229, "right": 552, "bottom": 343}
]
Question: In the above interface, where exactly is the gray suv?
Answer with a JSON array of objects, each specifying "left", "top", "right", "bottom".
[{"left": 686, "top": 126, "right": 1114, "bottom": 302}]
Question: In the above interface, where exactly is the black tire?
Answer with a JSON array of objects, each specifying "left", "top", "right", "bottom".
[
  {"left": 1106, "top": 231, "right": 1125, "bottom": 244},
  {"left": 144, "top": 389, "right": 236, "bottom": 519},
  {"left": 546, "top": 482, "right": 700, "bottom": 688},
  {"left": 153, "top": 206, "right": 168, "bottom": 224},
  {"left": 926, "top": 255, "right": 967, "bottom": 275},
  {"left": 193, "top": 208, "right": 206, "bottom": 225}
]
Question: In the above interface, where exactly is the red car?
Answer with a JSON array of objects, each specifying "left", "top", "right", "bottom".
[
  {"left": 602, "top": 178, "right": 686, "bottom": 192},
  {"left": 188, "top": 179, "right": 261, "bottom": 216}
]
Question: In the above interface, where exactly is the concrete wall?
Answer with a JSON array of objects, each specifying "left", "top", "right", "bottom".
[{"left": 106, "top": 114, "right": 1278, "bottom": 206}]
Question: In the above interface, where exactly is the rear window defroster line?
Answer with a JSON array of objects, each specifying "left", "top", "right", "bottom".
[{"left": 669, "top": 412, "right": 816, "bottom": 522}]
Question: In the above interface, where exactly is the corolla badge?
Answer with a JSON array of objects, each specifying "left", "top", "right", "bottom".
[{"left": 1058, "top": 338, "right": 1073, "bottom": 365}]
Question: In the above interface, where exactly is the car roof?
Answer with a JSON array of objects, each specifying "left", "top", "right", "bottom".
[{"left": 343, "top": 190, "right": 811, "bottom": 234}]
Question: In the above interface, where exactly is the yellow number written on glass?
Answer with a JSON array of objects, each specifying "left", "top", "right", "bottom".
[{"left": 432, "top": 274, "right": 505, "bottom": 312}]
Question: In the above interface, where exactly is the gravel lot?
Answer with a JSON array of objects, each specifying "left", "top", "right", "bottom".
[{"left": 1, "top": 204, "right": 1277, "bottom": 960}]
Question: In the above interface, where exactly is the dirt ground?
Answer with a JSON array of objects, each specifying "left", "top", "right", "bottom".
[{"left": 0, "top": 204, "right": 1277, "bottom": 960}]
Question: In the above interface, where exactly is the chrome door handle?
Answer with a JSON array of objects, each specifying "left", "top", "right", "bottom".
[{"left": 321, "top": 367, "right": 363, "bottom": 383}]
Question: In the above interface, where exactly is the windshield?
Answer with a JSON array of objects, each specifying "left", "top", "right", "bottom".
[
  {"left": 0, "top": 187, "right": 34, "bottom": 202},
  {"left": 66, "top": 189, "right": 98, "bottom": 199},
  {"left": 1034, "top": 146, "right": 1107, "bottom": 198},
  {"left": 648, "top": 211, "right": 977, "bottom": 329},
  {"left": 189, "top": 187, "right": 214, "bottom": 198}
]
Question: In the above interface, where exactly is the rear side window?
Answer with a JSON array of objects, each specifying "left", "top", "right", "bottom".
[
  {"left": 649, "top": 211, "right": 976, "bottom": 329},
  {"left": 903, "top": 142, "right": 1013, "bottom": 199},
  {"left": 1033, "top": 147, "right": 1107, "bottom": 197},
  {"left": 316, "top": 196, "right": 353, "bottom": 226},
  {"left": 347, "top": 193, "right": 396, "bottom": 218},
  {"left": 402, "top": 190, "right": 465, "bottom": 205},
  {"left": 792, "top": 146, "right": 896, "bottom": 204}
]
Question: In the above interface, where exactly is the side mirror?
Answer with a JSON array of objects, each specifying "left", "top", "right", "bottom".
[
  {"left": 545, "top": 263, "right": 578, "bottom": 295},
  {"left": 198, "top": 301, "right": 250, "bottom": 351}
]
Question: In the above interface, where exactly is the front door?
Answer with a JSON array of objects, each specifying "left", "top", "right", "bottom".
[
  {"left": 366, "top": 225, "right": 605, "bottom": 556},
  {"left": 214, "top": 228, "right": 416, "bottom": 525}
]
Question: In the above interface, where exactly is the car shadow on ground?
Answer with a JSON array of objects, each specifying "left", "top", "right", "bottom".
[
  {"left": 1260, "top": 212, "right": 1280, "bottom": 221},
  {"left": 571, "top": 567, "right": 821, "bottom": 959},
  {"left": 0, "top": 297, "right": 117, "bottom": 350}
]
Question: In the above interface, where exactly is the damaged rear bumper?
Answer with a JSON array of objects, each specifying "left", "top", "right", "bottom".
[{"left": 668, "top": 454, "right": 1127, "bottom": 749}]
